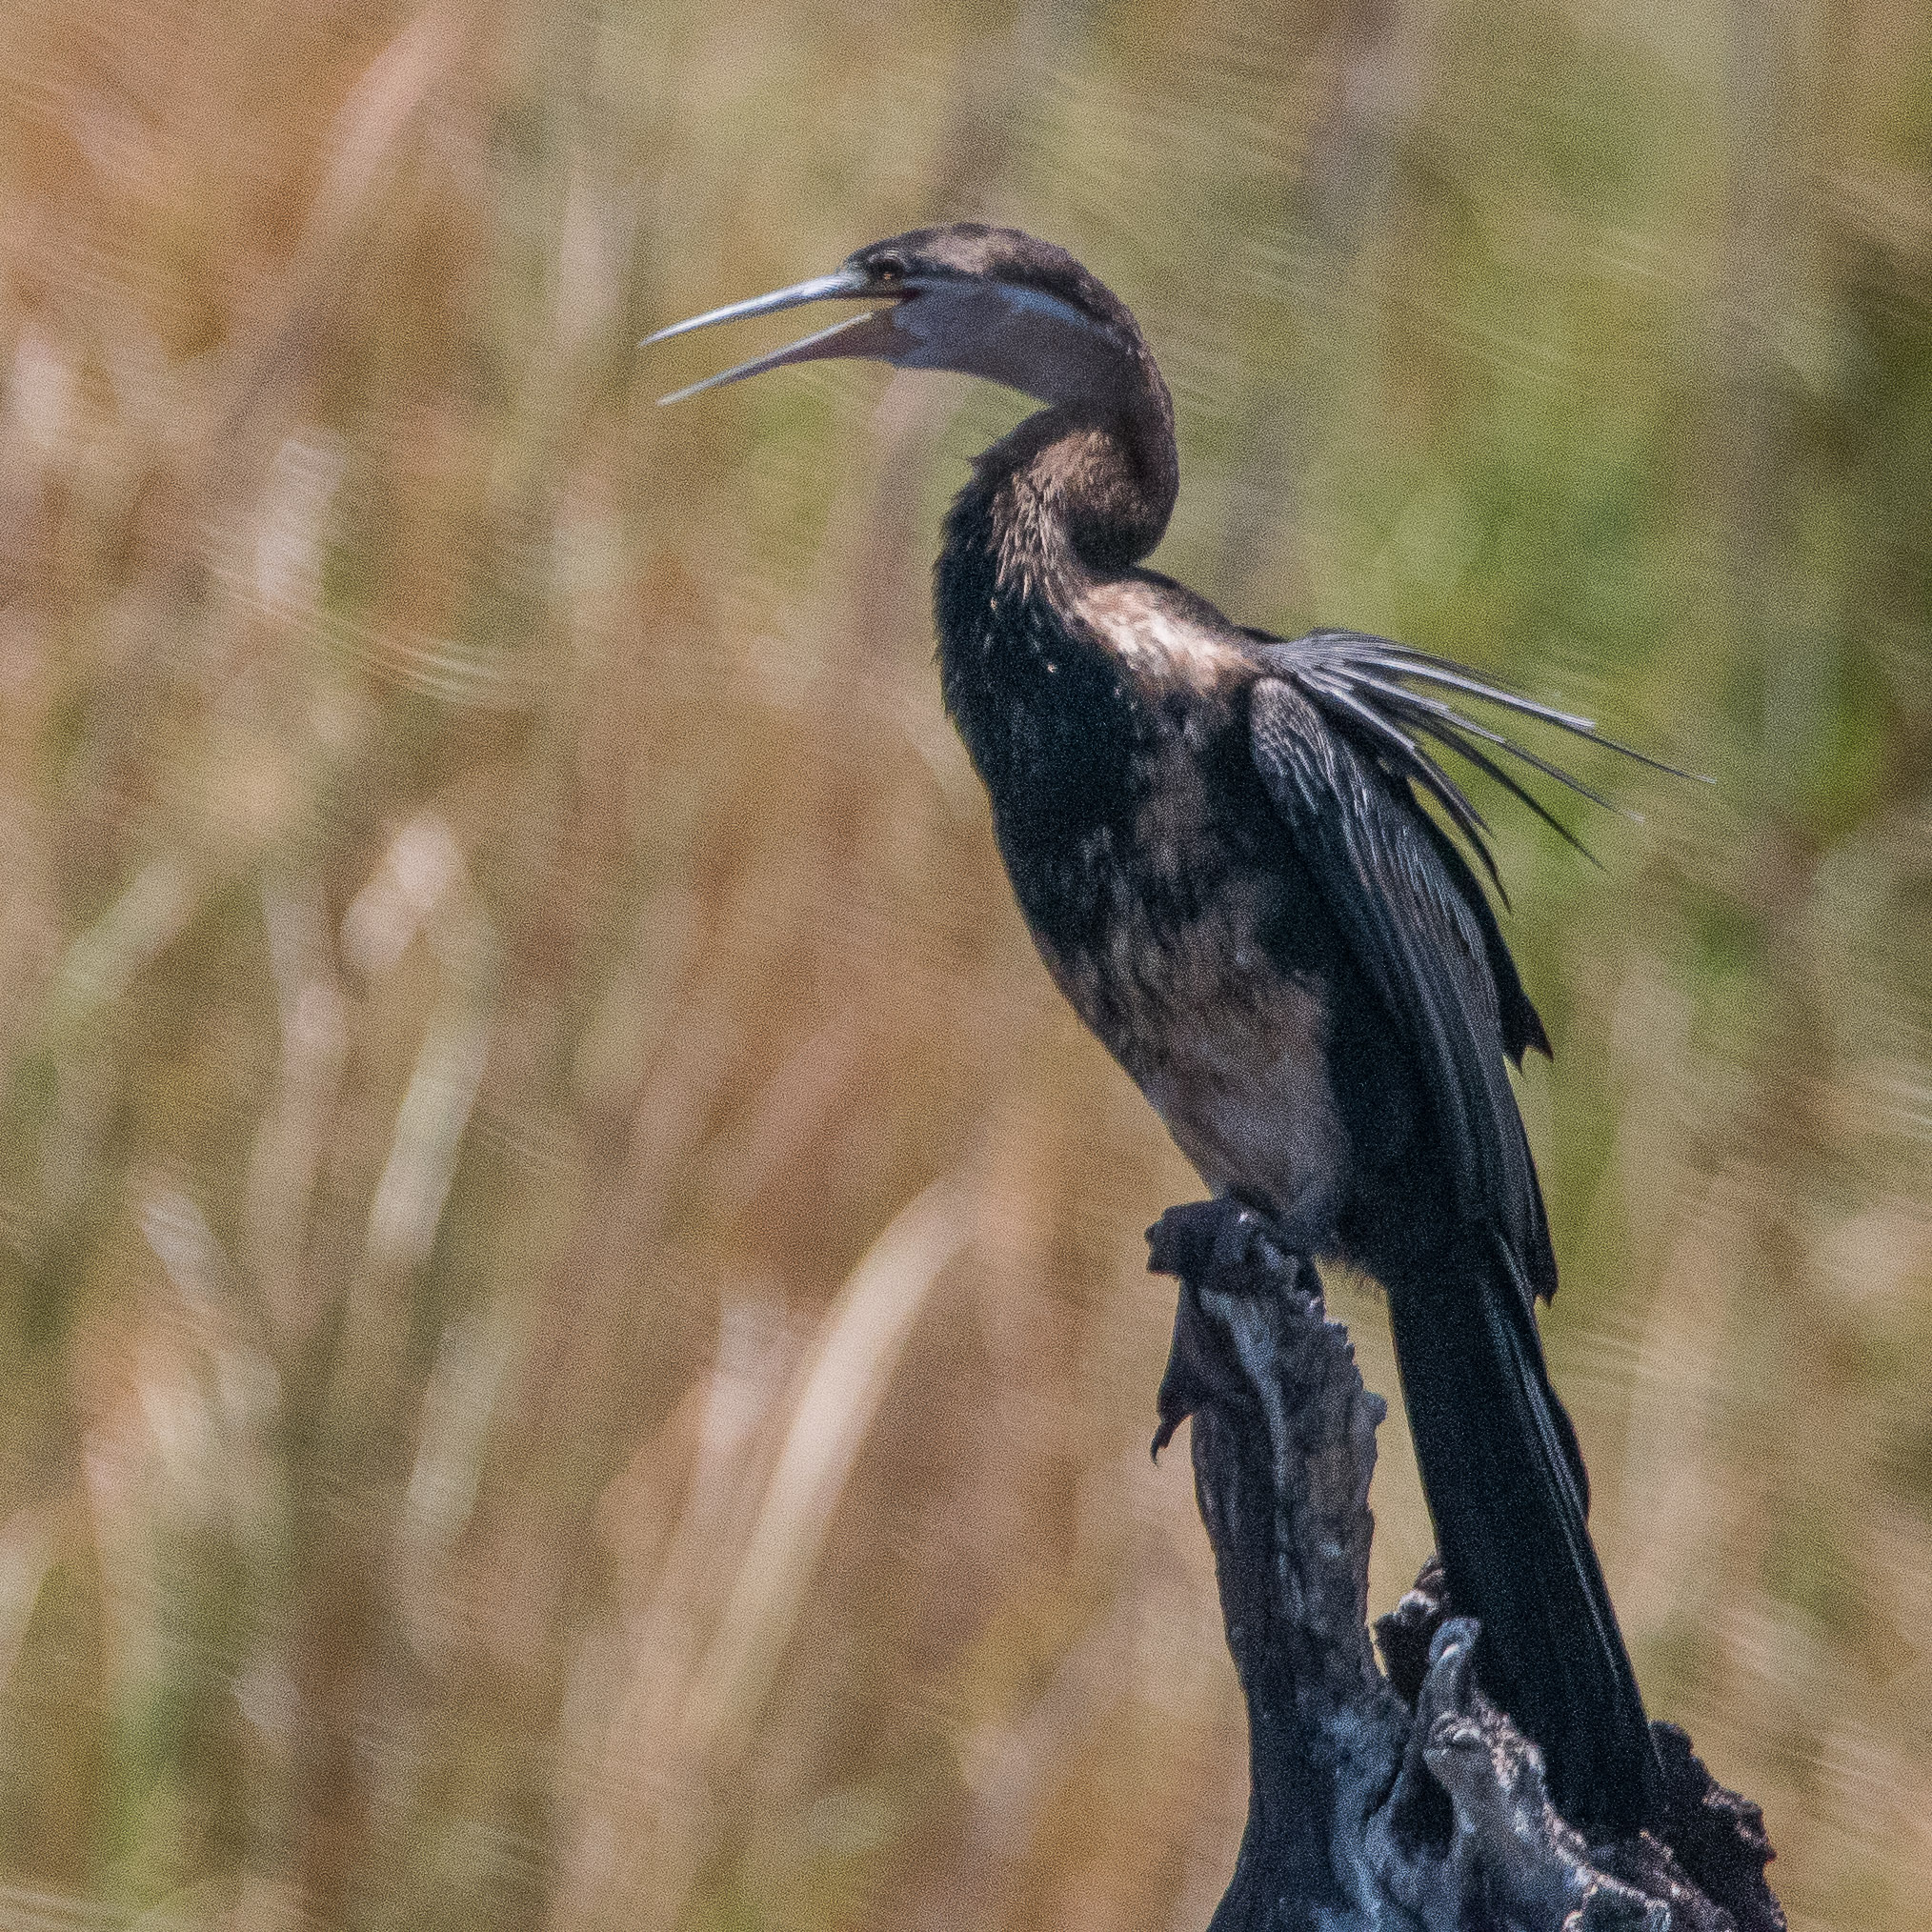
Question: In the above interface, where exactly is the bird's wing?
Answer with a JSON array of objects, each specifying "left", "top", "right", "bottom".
[
  {"left": 1242, "top": 626, "right": 1690, "bottom": 1063},
  {"left": 1249, "top": 674, "right": 1550, "bottom": 1297},
  {"left": 1242, "top": 627, "right": 1683, "bottom": 889}
]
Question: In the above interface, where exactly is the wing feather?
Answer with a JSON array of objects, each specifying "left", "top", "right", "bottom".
[
  {"left": 1244, "top": 627, "right": 1699, "bottom": 870},
  {"left": 1249, "top": 676, "right": 1550, "bottom": 1302}
]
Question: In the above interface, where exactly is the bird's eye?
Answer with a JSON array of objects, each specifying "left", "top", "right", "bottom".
[{"left": 872, "top": 259, "right": 904, "bottom": 285}]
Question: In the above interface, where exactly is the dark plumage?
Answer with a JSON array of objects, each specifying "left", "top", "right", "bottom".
[{"left": 646, "top": 222, "right": 1669, "bottom": 1833}]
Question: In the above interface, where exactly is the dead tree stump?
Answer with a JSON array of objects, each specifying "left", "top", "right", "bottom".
[{"left": 1148, "top": 1202, "right": 1784, "bottom": 1932}]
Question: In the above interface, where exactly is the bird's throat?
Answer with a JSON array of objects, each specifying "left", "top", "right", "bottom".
[{"left": 978, "top": 390, "right": 1179, "bottom": 588}]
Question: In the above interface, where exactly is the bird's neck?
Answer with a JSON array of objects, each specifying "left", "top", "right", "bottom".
[
  {"left": 934, "top": 383, "right": 1177, "bottom": 827},
  {"left": 957, "top": 377, "right": 1178, "bottom": 593}
]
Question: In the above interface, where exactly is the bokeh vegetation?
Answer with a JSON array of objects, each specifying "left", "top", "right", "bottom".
[{"left": 2, "top": 1, "right": 1929, "bottom": 1926}]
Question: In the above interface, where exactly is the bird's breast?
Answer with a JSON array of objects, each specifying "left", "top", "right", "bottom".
[
  {"left": 1008, "top": 727, "right": 1351, "bottom": 1224},
  {"left": 934, "top": 533, "right": 1355, "bottom": 1222}
]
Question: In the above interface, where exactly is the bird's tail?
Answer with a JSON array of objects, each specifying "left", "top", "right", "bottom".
[{"left": 1387, "top": 1226, "right": 1660, "bottom": 1835}]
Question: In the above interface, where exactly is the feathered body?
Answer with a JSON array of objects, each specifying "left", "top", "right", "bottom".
[
  {"left": 649, "top": 222, "right": 1667, "bottom": 1834},
  {"left": 939, "top": 477, "right": 1358, "bottom": 1240},
  {"left": 916, "top": 241, "right": 1659, "bottom": 1833}
]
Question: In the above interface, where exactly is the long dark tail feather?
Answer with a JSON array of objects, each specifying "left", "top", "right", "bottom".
[{"left": 1387, "top": 1227, "right": 1661, "bottom": 1835}]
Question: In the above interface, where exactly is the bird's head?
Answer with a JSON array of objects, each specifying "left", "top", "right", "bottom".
[{"left": 644, "top": 223, "right": 1152, "bottom": 412}]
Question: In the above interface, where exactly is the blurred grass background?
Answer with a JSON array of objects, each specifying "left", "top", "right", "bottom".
[{"left": 2, "top": 0, "right": 1930, "bottom": 1926}]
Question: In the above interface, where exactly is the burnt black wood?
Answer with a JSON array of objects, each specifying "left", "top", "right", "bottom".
[{"left": 1148, "top": 1201, "right": 1784, "bottom": 1932}]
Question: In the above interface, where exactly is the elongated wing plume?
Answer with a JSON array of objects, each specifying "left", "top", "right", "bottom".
[{"left": 1247, "top": 629, "right": 1700, "bottom": 896}]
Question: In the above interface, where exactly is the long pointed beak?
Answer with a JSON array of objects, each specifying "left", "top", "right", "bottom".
[{"left": 642, "top": 265, "right": 903, "bottom": 405}]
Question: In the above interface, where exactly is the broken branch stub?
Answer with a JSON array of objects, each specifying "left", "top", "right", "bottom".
[{"left": 1146, "top": 1201, "right": 1783, "bottom": 1932}]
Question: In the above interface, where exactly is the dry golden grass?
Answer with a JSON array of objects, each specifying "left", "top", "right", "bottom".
[{"left": 2, "top": 2, "right": 1931, "bottom": 1927}]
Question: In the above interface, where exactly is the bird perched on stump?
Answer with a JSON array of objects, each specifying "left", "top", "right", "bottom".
[{"left": 646, "top": 222, "right": 1671, "bottom": 1835}]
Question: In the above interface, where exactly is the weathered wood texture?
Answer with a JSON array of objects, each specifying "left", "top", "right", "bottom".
[{"left": 1148, "top": 1203, "right": 1785, "bottom": 1932}]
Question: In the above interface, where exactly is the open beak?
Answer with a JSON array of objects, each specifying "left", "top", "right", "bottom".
[{"left": 641, "top": 265, "right": 906, "bottom": 404}]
